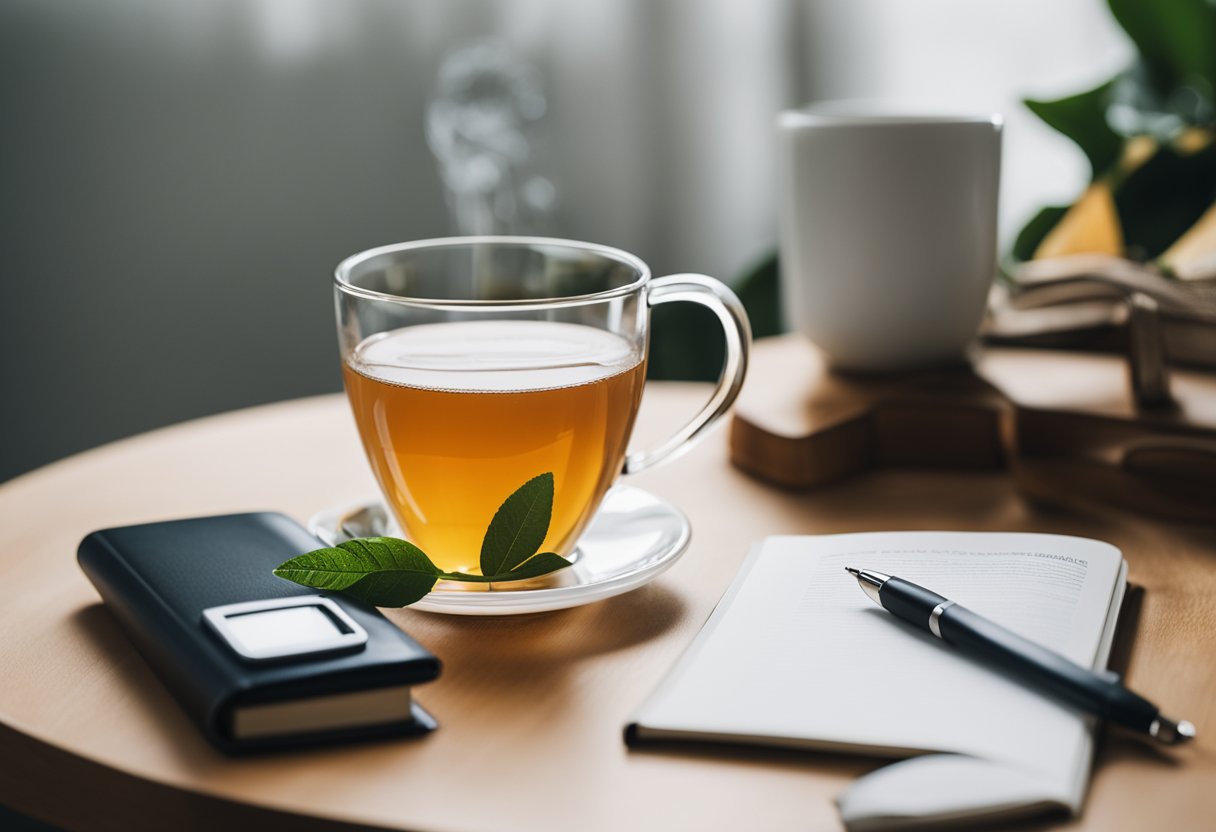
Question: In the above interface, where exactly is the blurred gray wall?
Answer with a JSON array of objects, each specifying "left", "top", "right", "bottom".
[
  {"left": 0, "top": 0, "right": 800, "bottom": 482},
  {"left": 0, "top": 0, "right": 1128, "bottom": 483},
  {"left": 1, "top": 1, "right": 449, "bottom": 481}
]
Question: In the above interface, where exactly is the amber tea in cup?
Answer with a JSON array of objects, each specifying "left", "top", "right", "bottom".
[{"left": 335, "top": 238, "right": 749, "bottom": 575}]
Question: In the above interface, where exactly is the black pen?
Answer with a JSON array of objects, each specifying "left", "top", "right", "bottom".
[{"left": 846, "top": 567, "right": 1195, "bottom": 745}]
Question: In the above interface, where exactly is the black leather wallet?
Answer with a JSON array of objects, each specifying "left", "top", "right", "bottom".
[{"left": 77, "top": 511, "right": 439, "bottom": 753}]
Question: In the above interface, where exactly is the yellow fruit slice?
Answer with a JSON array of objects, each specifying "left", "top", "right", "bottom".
[
  {"left": 1174, "top": 127, "right": 1213, "bottom": 156},
  {"left": 1120, "top": 135, "right": 1157, "bottom": 172},
  {"left": 1160, "top": 200, "right": 1216, "bottom": 281},
  {"left": 1034, "top": 180, "right": 1124, "bottom": 259}
]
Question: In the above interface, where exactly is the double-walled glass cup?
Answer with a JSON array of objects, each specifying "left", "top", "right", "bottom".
[{"left": 335, "top": 237, "right": 750, "bottom": 575}]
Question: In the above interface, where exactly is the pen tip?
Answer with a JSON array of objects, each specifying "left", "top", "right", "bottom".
[
  {"left": 1150, "top": 716, "right": 1197, "bottom": 745},
  {"left": 845, "top": 567, "right": 860, "bottom": 577}
]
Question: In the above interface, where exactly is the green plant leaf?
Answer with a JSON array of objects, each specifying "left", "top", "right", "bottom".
[
  {"left": 273, "top": 536, "right": 440, "bottom": 606},
  {"left": 1025, "top": 81, "right": 1124, "bottom": 179},
  {"left": 1011, "top": 205, "right": 1070, "bottom": 263},
  {"left": 646, "top": 250, "right": 779, "bottom": 382},
  {"left": 1108, "top": 0, "right": 1216, "bottom": 97},
  {"left": 734, "top": 251, "right": 784, "bottom": 340},
  {"left": 647, "top": 301, "right": 725, "bottom": 381},
  {"left": 480, "top": 472, "right": 554, "bottom": 576},
  {"left": 1115, "top": 141, "right": 1216, "bottom": 259}
]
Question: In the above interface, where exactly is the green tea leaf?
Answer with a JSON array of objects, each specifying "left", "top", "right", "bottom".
[
  {"left": 497, "top": 551, "right": 572, "bottom": 581},
  {"left": 341, "top": 569, "right": 441, "bottom": 607},
  {"left": 273, "top": 536, "right": 440, "bottom": 606},
  {"left": 438, "top": 552, "right": 573, "bottom": 583},
  {"left": 273, "top": 473, "right": 573, "bottom": 607},
  {"left": 338, "top": 537, "right": 441, "bottom": 576},
  {"left": 480, "top": 472, "right": 554, "bottom": 576}
]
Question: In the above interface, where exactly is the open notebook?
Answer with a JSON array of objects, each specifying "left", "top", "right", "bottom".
[{"left": 627, "top": 532, "right": 1127, "bottom": 830}]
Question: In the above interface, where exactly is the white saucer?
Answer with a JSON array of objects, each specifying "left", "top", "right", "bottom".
[{"left": 308, "top": 486, "right": 691, "bottom": 615}]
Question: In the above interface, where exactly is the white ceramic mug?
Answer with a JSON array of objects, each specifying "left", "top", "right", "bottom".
[{"left": 777, "top": 104, "right": 1002, "bottom": 372}]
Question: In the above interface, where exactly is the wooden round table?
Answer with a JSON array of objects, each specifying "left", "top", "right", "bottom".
[{"left": 1, "top": 384, "right": 1212, "bottom": 831}]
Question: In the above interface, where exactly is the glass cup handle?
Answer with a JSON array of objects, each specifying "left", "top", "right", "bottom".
[{"left": 622, "top": 274, "right": 752, "bottom": 476}]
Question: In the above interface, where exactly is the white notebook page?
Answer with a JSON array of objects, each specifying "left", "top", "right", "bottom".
[{"left": 633, "top": 531, "right": 1125, "bottom": 792}]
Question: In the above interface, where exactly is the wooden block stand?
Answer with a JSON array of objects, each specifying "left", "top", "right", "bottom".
[{"left": 730, "top": 335, "right": 1216, "bottom": 523}]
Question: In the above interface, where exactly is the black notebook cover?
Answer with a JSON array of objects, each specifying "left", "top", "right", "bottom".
[{"left": 77, "top": 511, "right": 440, "bottom": 753}]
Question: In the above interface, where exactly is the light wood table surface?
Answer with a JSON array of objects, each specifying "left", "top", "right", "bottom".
[{"left": 1, "top": 384, "right": 1212, "bottom": 832}]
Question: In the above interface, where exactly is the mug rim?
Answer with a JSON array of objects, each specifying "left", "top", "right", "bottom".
[
  {"left": 779, "top": 100, "right": 1003, "bottom": 129},
  {"left": 334, "top": 236, "right": 652, "bottom": 309}
]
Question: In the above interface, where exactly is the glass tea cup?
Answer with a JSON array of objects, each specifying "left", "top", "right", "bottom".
[{"left": 334, "top": 237, "right": 750, "bottom": 574}]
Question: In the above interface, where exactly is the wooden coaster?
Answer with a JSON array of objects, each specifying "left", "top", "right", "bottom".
[{"left": 729, "top": 335, "right": 1216, "bottom": 522}]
